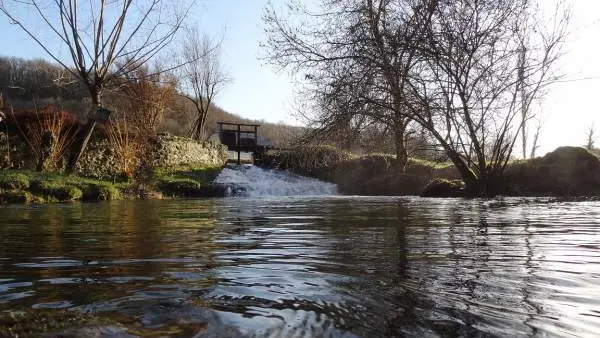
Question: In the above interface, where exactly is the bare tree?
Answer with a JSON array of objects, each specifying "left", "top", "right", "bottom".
[
  {"left": 179, "top": 27, "right": 227, "bottom": 141},
  {"left": 529, "top": 119, "right": 543, "bottom": 158},
  {"left": 403, "top": 0, "right": 569, "bottom": 195},
  {"left": 0, "top": 0, "right": 191, "bottom": 169},
  {"left": 264, "top": 0, "right": 568, "bottom": 195},
  {"left": 117, "top": 62, "right": 177, "bottom": 135},
  {"left": 263, "top": 0, "right": 433, "bottom": 170},
  {"left": 585, "top": 123, "right": 596, "bottom": 151}
]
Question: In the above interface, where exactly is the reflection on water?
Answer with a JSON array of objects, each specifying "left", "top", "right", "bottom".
[{"left": 1, "top": 197, "right": 600, "bottom": 337}]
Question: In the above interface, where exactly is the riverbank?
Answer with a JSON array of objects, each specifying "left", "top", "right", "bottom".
[
  {"left": 0, "top": 164, "right": 226, "bottom": 204},
  {"left": 258, "top": 145, "right": 600, "bottom": 197},
  {"left": 0, "top": 128, "right": 232, "bottom": 203},
  {"left": 2, "top": 144, "right": 600, "bottom": 204}
]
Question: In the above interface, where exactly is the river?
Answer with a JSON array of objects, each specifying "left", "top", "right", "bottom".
[{"left": 1, "top": 197, "right": 599, "bottom": 337}]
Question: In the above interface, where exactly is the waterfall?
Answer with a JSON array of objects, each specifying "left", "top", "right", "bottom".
[{"left": 214, "top": 165, "right": 338, "bottom": 197}]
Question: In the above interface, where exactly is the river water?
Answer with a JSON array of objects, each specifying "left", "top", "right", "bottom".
[{"left": 1, "top": 197, "right": 599, "bottom": 337}]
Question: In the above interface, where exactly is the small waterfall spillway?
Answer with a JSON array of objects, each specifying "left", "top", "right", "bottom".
[{"left": 214, "top": 165, "right": 338, "bottom": 197}]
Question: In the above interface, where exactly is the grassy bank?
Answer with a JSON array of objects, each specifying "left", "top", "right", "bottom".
[
  {"left": 258, "top": 145, "right": 456, "bottom": 195},
  {"left": 0, "top": 164, "right": 224, "bottom": 204},
  {"left": 258, "top": 145, "right": 600, "bottom": 197}
]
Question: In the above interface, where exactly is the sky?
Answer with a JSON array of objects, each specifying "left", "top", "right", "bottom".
[{"left": 0, "top": 0, "right": 599, "bottom": 156}]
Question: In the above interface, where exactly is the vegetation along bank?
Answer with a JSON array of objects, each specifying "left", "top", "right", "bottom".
[{"left": 257, "top": 145, "right": 600, "bottom": 198}]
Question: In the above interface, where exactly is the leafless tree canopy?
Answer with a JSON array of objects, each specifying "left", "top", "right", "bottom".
[
  {"left": 179, "top": 27, "right": 227, "bottom": 141},
  {"left": 0, "top": 0, "right": 190, "bottom": 106},
  {"left": 0, "top": 0, "right": 192, "bottom": 169},
  {"left": 586, "top": 123, "right": 596, "bottom": 151},
  {"left": 263, "top": 0, "right": 569, "bottom": 195}
]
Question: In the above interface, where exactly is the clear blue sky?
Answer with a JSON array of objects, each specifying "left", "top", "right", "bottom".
[
  {"left": 192, "top": 0, "right": 295, "bottom": 125},
  {"left": 1, "top": 0, "right": 599, "bottom": 156}
]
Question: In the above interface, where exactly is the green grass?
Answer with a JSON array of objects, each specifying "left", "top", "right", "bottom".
[
  {"left": 407, "top": 157, "right": 453, "bottom": 170},
  {"left": 0, "top": 170, "right": 126, "bottom": 203},
  {"left": 0, "top": 171, "right": 30, "bottom": 190},
  {"left": 0, "top": 164, "right": 224, "bottom": 203}
]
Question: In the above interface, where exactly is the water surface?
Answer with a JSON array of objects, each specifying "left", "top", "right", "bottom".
[{"left": 1, "top": 197, "right": 599, "bottom": 337}]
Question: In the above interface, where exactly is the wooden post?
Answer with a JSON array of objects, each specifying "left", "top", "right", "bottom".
[
  {"left": 67, "top": 119, "right": 97, "bottom": 173},
  {"left": 253, "top": 125, "right": 258, "bottom": 164},
  {"left": 237, "top": 124, "right": 241, "bottom": 165}
]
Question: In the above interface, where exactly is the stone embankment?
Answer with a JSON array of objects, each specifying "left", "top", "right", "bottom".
[
  {"left": 75, "top": 134, "right": 228, "bottom": 180},
  {"left": 0, "top": 132, "right": 229, "bottom": 204}
]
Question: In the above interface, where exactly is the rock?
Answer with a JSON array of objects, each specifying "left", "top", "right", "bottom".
[
  {"left": 420, "top": 178, "right": 465, "bottom": 197},
  {"left": 148, "top": 135, "right": 228, "bottom": 168}
]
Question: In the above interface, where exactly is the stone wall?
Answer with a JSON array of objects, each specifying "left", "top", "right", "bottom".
[
  {"left": 74, "top": 138, "right": 121, "bottom": 179},
  {"left": 75, "top": 134, "right": 229, "bottom": 180},
  {"left": 147, "top": 135, "right": 229, "bottom": 168}
]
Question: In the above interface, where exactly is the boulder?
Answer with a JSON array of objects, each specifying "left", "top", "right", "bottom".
[{"left": 420, "top": 178, "right": 465, "bottom": 197}]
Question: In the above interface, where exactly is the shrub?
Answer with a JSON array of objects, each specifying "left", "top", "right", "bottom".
[
  {"left": 105, "top": 115, "right": 145, "bottom": 178},
  {"left": 259, "top": 144, "right": 354, "bottom": 181},
  {"left": 9, "top": 106, "right": 80, "bottom": 171}
]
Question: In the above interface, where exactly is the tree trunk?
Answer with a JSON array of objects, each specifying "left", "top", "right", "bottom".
[
  {"left": 445, "top": 149, "right": 481, "bottom": 197},
  {"left": 394, "top": 121, "right": 408, "bottom": 172}
]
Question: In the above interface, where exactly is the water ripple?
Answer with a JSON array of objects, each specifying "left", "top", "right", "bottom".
[{"left": 0, "top": 197, "right": 599, "bottom": 337}]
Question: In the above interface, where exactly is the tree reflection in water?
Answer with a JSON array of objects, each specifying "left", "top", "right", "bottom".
[{"left": 0, "top": 197, "right": 599, "bottom": 337}]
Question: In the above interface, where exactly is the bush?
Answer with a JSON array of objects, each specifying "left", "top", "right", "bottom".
[
  {"left": 8, "top": 106, "right": 80, "bottom": 171},
  {"left": 259, "top": 146, "right": 458, "bottom": 195},
  {"left": 259, "top": 144, "right": 354, "bottom": 181},
  {"left": 502, "top": 146, "right": 600, "bottom": 196}
]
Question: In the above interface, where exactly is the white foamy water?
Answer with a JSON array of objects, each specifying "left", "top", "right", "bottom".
[{"left": 214, "top": 165, "right": 338, "bottom": 197}]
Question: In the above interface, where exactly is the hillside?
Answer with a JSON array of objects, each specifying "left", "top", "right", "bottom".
[{"left": 0, "top": 55, "right": 304, "bottom": 148}]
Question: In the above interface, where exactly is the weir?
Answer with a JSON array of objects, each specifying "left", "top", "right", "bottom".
[
  {"left": 214, "top": 164, "right": 338, "bottom": 197},
  {"left": 217, "top": 122, "right": 263, "bottom": 164}
]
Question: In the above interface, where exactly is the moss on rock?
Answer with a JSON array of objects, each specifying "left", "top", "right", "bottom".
[
  {"left": 153, "top": 165, "right": 223, "bottom": 198},
  {"left": 0, "top": 310, "right": 114, "bottom": 337},
  {"left": 158, "top": 177, "right": 203, "bottom": 197},
  {"left": 0, "top": 170, "right": 125, "bottom": 203},
  {"left": 82, "top": 183, "right": 122, "bottom": 201},
  {"left": 421, "top": 178, "right": 465, "bottom": 197},
  {"left": 30, "top": 180, "right": 83, "bottom": 201}
]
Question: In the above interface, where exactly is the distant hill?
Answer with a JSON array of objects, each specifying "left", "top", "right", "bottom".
[{"left": 0, "top": 55, "right": 304, "bottom": 148}]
